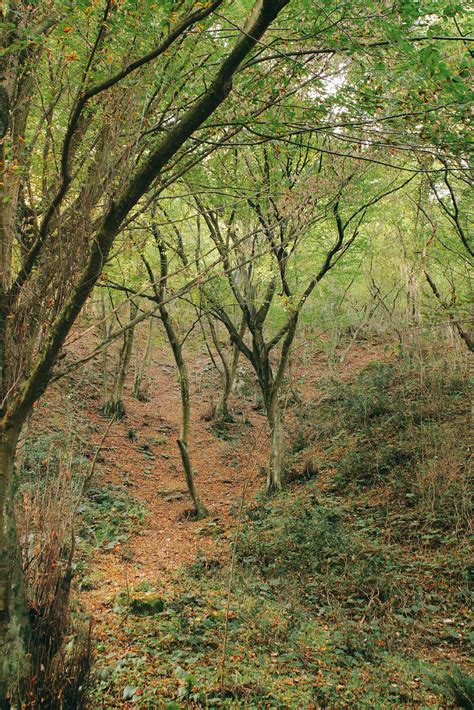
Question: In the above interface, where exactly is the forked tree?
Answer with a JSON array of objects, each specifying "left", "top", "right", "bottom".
[
  {"left": 192, "top": 147, "right": 413, "bottom": 491},
  {"left": 0, "top": 0, "right": 291, "bottom": 698}
]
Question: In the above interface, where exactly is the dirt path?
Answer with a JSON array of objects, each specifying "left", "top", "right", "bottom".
[
  {"left": 39, "top": 332, "right": 384, "bottom": 645},
  {"left": 81, "top": 345, "right": 270, "bottom": 621}
]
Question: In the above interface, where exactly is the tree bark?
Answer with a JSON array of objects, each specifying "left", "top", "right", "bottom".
[
  {"left": 133, "top": 317, "right": 154, "bottom": 401},
  {"left": 102, "top": 301, "right": 137, "bottom": 418},
  {"left": 265, "top": 394, "right": 285, "bottom": 494},
  {"left": 423, "top": 270, "right": 473, "bottom": 353},
  {"left": 97, "top": 291, "right": 112, "bottom": 407},
  {"left": 0, "top": 425, "right": 29, "bottom": 706},
  {"left": 0, "top": 1, "right": 292, "bottom": 700},
  {"left": 161, "top": 309, "right": 208, "bottom": 519},
  {"left": 215, "top": 363, "right": 233, "bottom": 422},
  {"left": 145, "top": 228, "right": 208, "bottom": 519},
  {"left": 207, "top": 315, "right": 246, "bottom": 422}
]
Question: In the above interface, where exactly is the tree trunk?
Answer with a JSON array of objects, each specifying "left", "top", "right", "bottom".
[
  {"left": 229, "top": 320, "right": 245, "bottom": 388},
  {"left": 171, "top": 335, "right": 208, "bottom": 519},
  {"left": 266, "top": 395, "right": 285, "bottom": 494},
  {"left": 208, "top": 314, "right": 245, "bottom": 423},
  {"left": 0, "top": 425, "right": 30, "bottom": 707},
  {"left": 423, "top": 270, "right": 474, "bottom": 353},
  {"left": 214, "top": 364, "right": 233, "bottom": 422},
  {"left": 133, "top": 317, "right": 154, "bottom": 401},
  {"left": 97, "top": 291, "right": 112, "bottom": 407},
  {"left": 159, "top": 309, "right": 207, "bottom": 519},
  {"left": 206, "top": 315, "right": 231, "bottom": 421},
  {"left": 102, "top": 301, "right": 137, "bottom": 418},
  {"left": 153, "top": 235, "right": 207, "bottom": 519}
]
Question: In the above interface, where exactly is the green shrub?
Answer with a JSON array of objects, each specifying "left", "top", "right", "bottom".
[
  {"left": 328, "top": 361, "right": 395, "bottom": 429},
  {"left": 334, "top": 438, "right": 417, "bottom": 486},
  {"left": 117, "top": 592, "right": 165, "bottom": 616},
  {"left": 422, "top": 664, "right": 474, "bottom": 709},
  {"left": 238, "top": 498, "right": 396, "bottom": 610},
  {"left": 78, "top": 484, "right": 146, "bottom": 550}
]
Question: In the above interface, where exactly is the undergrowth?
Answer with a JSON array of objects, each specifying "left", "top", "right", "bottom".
[
  {"left": 291, "top": 348, "right": 471, "bottom": 537},
  {"left": 87, "top": 345, "right": 472, "bottom": 707},
  {"left": 78, "top": 484, "right": 146, "bottom": 554},
  {"left": 17, "top": 413, "right": 147, "bottom": 707}
]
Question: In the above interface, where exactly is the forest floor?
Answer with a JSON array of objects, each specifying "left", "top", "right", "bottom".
[
  {"left": 77, "top": 338, "right": 379, "bottom": 621},
  {"left": 24, "top": 329, "right": 472, "bottom": 709}
]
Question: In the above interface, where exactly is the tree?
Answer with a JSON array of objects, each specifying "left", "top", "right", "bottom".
[
  {"left": 190, "top": 144, "right": 412, "bottom": 491},
  {"left": 0, "top": 0, "right": 292, "bottom": 699},
  {"left": 133, "top": 316, "right": 154, "bottom": 402},
  {"left": 141, "top": 216, "right": 208, "bottom": 519},
  {"left": 102, "top": 299, "right": 138, "bottom": 418},
  {"left": 206, "top": 312, "right": 247, "bottom": 423}
]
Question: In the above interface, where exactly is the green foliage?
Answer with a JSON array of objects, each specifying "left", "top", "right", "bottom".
[
  {"left": 78, "top": 484, "right": 146, "bottom": 551},
  {"left": 298, "top": 353, "right": 471, "bottom": 529},
  {"left": 421, "top": 664, "right": 474, "bottom": 709},
  {"left": 87, "top": 343, "right": 471, "bottom": 706},
  {"left": 5, "top": 0, "right": 472, "bottom": 704},
  {"left": 239, "top": 497, "right": 401, "bottom": 610},
  {"left": 335, "top": 440, "right": 417, "bottom": 486},
  {"left": 330, "top": 360, "right": 395, "bottom": 426},
  {"left": 90, "top": 491, "right": 471, "bottom": 707},
  {"left": 116, "top": 590, "right": 165, "bottom": 617}
]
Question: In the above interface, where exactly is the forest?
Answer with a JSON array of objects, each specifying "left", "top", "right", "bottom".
[{"left": 0, "top": 0, "right": 472, "bottom": 707}]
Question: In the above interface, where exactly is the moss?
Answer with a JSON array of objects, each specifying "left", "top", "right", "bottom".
[{"left": 128, "top": 593, "right": 165, "bottom": 616}]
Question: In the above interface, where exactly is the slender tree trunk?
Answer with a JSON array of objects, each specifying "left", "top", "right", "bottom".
[
  {"left": 152, "top": 233, "right": 207, "bottom": 518},
  {"left": 176, "top": 366, "right": 208, "bottom": 519},
  {"left": 265, "top": 394, "right": 285, "bottom": 494},
  {"left": 102, "top": 301, "right": 137, "bottom": 418},
  {"left": 133, "top": 317, "right": 154, "bottom": 401},
  {"left": 215, "top": 362, "right": 233, "bottom": 422},
  {"left": 13, "top": 414, "right": 30, "bottom": 479},
  {"left": 230, "top": 319, "right": 246, "bottom": 386},
  {"left": 0, "top": 424, "right": 30, "bottom": 706},
  {"left": 207, "top": 317, "right": 232, "bottom": 422},
  {"left": 208, "top": 314, "right": 246, "bottom": 422},
  {"left": 173, "top": 342, "right": 208, "bottom": 519},
  {"left": 161, "top": 309, "right": 207, "bottom": 519},
  {"left": 97, "top": 292, "right": 111, "bottom": 407}
]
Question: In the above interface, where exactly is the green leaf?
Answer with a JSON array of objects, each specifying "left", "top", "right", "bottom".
[{"left": 122, "top": 686, "right": 138, "bottom": 700}]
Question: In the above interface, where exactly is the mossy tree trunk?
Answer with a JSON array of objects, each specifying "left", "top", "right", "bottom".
[
  {"left": 97, "top": 291, "right": 113, "bottom": 408},
  {"left": 133, "top": 317, "right": 154, "bottom": 401},
  {"left": 251, "top": 320, "right": 296, "bottom": 494},
  {"left": 207, "top": 314, "right": 246, "bottom": 423},
  {"left": 265, "top": 393, "right": 285, "bottom": 493},
  {"left": 102, "top": 301, "right": 137, "bottom": 419},
  {"left": 0, "top": 425, "right": 29, "bottom": 707},
  {"left": 0, "top": 2, "right": 291, "bottom": 699}
]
